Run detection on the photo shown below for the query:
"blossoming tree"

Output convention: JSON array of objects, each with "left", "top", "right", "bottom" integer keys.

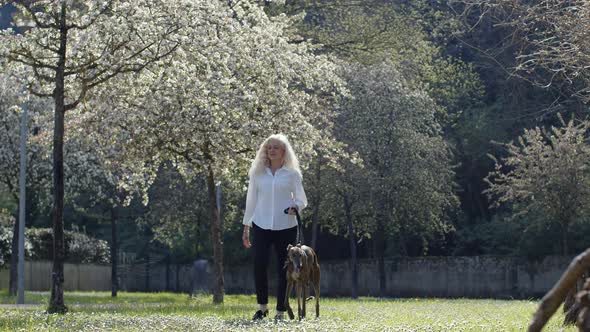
[
  {"left": 0, "top": 0, "right": 182, "bottom": 312},
  {"left": 84, "top": 0, "right": 344, "bottom": 304}
]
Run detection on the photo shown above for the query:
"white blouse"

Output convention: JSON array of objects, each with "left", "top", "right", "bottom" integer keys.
[{"left": 242, "top": 166, "right": 308, "bottom": 231}]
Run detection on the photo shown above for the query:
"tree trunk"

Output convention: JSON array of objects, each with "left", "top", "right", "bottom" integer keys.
[
  {"left": 562, "top": 221, "right": 578, "bottom": 324},
  {"left": 373, "top": 192, "right": 387, "bottom": 296},
  {"left": 562, "top": 222, "right": 569, "bottom": 256},
  {"left": 9, "top": 214, "right": 18, "bottom": 296},
  {"left": 376, "top": 219, "right": 386, "bottom": 296},
  {"left": 165, "top": 253, "right": 171, "bottom": 292},
  {"left": 311, "top": 155, "right": 321, "bottom": 249},
  {"left": 206, "top": 164, "right": 224, "bottom": 304},
  {"left": 563, "top": 286, "right": 580, "bottom": 325},
  {"left": 528, "top": 248, "right": 590, "bottom": 331},
  {"left": 145, "top": 248, "right": 150, "bottom": 291},
  {"left": 48, "top": 4, "right": 68, "bottom": 314},
  {"left": 176, "top": 264, "right": 181, "bottom": 293},
  {"left": 110, "top": 205, "right": 118, "bottom": 297},
  {"left": 343, "top": 193, "right": 358, "bottom": 299}
]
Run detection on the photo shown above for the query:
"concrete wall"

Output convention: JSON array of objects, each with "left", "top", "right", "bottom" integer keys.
[
  {"left": 117, "top": 263, "right": 194, "bottom": 292},
  {"left": 318, "top": 256, "right": 570, "bottom": 298},
  {"left": 0, "top": 256, "right": 572, "bottom": 298},
  {"left": 0, "top": 261, "right": 111, "bottom": 291},
  {"left": 222, "top": 255, "right": 572, "bottom": 298}
]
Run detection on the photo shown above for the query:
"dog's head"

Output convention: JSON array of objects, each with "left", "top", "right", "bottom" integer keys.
[{"left": 286, "top": 244, "right": 307, "bottom": 274}]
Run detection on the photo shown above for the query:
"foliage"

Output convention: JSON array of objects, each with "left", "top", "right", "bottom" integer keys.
[
  {"left": 85, "top": 0, "right": 344, "bottom": 191},
  {"left": 0, "top": 0, "right": 181, "bottom": 104},
  {"left": 271, "top": 0, "right": 483, "bottom": 125},
  {"left": 139, "top": 163, "right": 256, "bottom": 264},
  {"left": 264, "top": 0, "right": 478, "bottom": 258},
  {"left": 317, "top": 162, "right": 373, "bottom": 241},
  {"left": 0, "top": 226, "right": 109, "bottom": 267},
  {"left": 138, "top": 165, "right": 210, "bottom": 261},
  {"left": 0, "top": 61, "right": 121, "bottom": 219},
  {"left": 451, "top": 0, "right": 590, "bottom": 103},
  {"left": 0, "top": 63, "right": 53, "bottom": 205},
  {"left": 0, "top": 209, "right": 17, "bottom": 267},
  {"left": 445, "top": 0, "right": 578, "bottom": 230},
  {"left": 2, "top": 0, "right": 588, "bottom": 266},
  {"left": 0, "top": 0, "right": 185, "bottom": 310},
  {"left": 80, "top": 1, "right": 346, "bottom": 303},
  {"left": 28, "top": 227, "right": 110, "bottom": 264},
  {"left": 338, "top": 61, "right": 458, "bottom": 252},
  {"left": 485, "top": 115, "right": 590, "bottom": 254},
  {"left": 451, "top": 213, "right": 566, "bottom": 258}
]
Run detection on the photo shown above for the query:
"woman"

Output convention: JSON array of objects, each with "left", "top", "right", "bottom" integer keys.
[{"left": 242, "top": 133, "right": 308, "bottom": 320}]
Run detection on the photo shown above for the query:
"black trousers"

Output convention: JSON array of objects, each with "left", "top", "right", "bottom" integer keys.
[{"left": 252, "top": 222, "right": 297, "bottom": 311}]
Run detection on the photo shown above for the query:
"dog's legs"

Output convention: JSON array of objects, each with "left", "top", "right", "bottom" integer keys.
[
  {"left": 313, "top": 280, "right": 320, "bottom": 318},
  {"left": 285, "top": 280, "right": 294, "bottom": 320},
  {"left": 296, "top": 283, "right": 302, "bottom": 321},
  {"left": 302, "top": 283, "right": 308, "bottom": 319}
]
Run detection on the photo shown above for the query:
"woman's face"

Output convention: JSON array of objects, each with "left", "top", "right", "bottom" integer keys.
[{"left": 266, "top": 140, "right": 285, "bottom": 163}]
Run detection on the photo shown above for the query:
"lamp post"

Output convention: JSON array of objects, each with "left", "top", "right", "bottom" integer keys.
[{"left": 17, "top": 93, "right": 27, "bottom": 305}]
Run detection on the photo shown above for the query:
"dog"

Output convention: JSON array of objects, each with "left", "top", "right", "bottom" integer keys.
[{"left": 284, "top": 243, "right": 320, "bottom": 320}]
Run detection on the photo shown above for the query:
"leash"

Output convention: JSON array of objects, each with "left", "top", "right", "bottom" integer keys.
[{"left": 284, "top": 207, "right": 304, "bottom": 245}]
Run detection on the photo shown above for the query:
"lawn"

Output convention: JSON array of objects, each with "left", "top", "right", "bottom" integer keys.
[{"left": 0, "top": 290, "right": 577, "bottom": 331}]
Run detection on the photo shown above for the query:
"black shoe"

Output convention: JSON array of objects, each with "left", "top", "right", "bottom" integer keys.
[{"left": 252, "top": 309, "right": 268, "bottom": 320}]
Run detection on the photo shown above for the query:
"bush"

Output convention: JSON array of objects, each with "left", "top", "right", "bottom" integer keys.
[
  {"left": 0, "top": 225, "right": 110, "bottom": 267},
  {"left": 27, "top": 228, "right": 110, "bottom": 264}
]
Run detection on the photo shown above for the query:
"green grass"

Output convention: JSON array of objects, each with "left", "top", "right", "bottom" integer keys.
[{"left": 0, "top": 290, "right": 577, "bottom": 331}]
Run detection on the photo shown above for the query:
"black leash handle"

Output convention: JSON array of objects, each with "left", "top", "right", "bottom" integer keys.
[{"left": 284, "top": 207, "right": 304, "bottom": 245}]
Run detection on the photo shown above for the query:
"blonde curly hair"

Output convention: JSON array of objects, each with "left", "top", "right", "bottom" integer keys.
[{"left": 248, "top": 134, "right": 302, "bottom": 178}]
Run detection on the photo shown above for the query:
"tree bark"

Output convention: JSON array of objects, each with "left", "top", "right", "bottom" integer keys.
[
  {"left": 9, "top": 214, "right": 18, "bottom": 296},
  {"left": 110, "top": 205, "right": 118, "bottom": 297},
  {"left": 311, "top": 155, "right": 321, "bottom": 249},
  {"left": 562, "top": 220, "right": 579, "bottom": 324},
  {"left": 376, "top": 219, "right": 386, "bottom": 296},
  {"left": 145, "top": 247, "right": 150, "bottom": 291},
  {"left": 561, "top": 223, "right": 569, "bottom": 256},
  {"left": 563, "top": 286, "right": 580, "bottom": 325},
  {"left": 343, "top": 193, "right": 358, "bottom": 299},
  {"left": 48, "top": 3, "right": 68, "bottom": 314},
  {"left": 206, "top": 164, "right": 224, "bottom": 304},
  {"left": 165, "top": 253, "right": 171, "bottom": 292},
  {"left": 528, "top": 248, "right": 590, "bottom": 332},
  {"left": 176, "top": 264, "right": 181, "bottom": 293},
  {"left": 373, "top": 193, "right": 387, "bottom": 296}
]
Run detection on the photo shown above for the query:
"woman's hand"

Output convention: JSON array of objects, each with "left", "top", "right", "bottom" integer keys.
[
  {"left": 287, "top": 206, "right": 298, "bottom": 215},
  {"left": 242, "top": 225, "right": 251, "bottom": 249}
]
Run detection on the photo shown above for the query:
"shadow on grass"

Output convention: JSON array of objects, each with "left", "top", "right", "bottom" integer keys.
[{"left": 222, "top": 316, "right": 310, "bottom": 330}]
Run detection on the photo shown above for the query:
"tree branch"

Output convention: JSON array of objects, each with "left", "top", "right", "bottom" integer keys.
[
  {"left": 87, "top": 42, "right": 180, "bottom": 89},
  {"left": 14, "top": 0, "right": 58, "bottom": 29},
  {"left": 9, "top": 51, "right": 57, "bottom": 71},
  {"left": 33, "top": 38, "right": 60, "bottom": 54},
  {"left": 64, "top": 81, "right": 88, "bottom": 111},
  {"left": 32, "top": 65, "right": 54, "bottom": 82},
  {"left": 66, "top": 0, "right": 114, "bottom": 31},
  {"left": 64, "top": 38, "right": 129, "bottom": 77},
  {"left": 28, "top": 86, "right": 53, "bottom": 98},
  {"left": 528, "top": 248, "right": 590, "bottom": 331}
]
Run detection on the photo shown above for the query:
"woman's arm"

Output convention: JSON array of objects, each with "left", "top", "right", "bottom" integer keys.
[
  {"left": 242, "top": 176, "right": 257, "bottom": 249},
  {"left": 242, "top": 176, "right": 257, "bottom": 226},
  {"left": 292, "top": 172, "right": 308, "bottom": 212},
  {"left": 242, "top": 225, "right": 251, "bottom": 249}
]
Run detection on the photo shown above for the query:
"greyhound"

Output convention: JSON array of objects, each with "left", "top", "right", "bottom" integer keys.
[{"left": 284, "top": 243, "right": 320, "bottom": 320}]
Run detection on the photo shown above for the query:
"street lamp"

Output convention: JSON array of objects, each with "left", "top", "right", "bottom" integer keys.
[{"left": 17, "top": 92, "right": 27, "bottom": 305}]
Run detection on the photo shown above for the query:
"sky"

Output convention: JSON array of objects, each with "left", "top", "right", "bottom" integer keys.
[{"left": 0, "top": 5, "right": 15, "bottom": 30}]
